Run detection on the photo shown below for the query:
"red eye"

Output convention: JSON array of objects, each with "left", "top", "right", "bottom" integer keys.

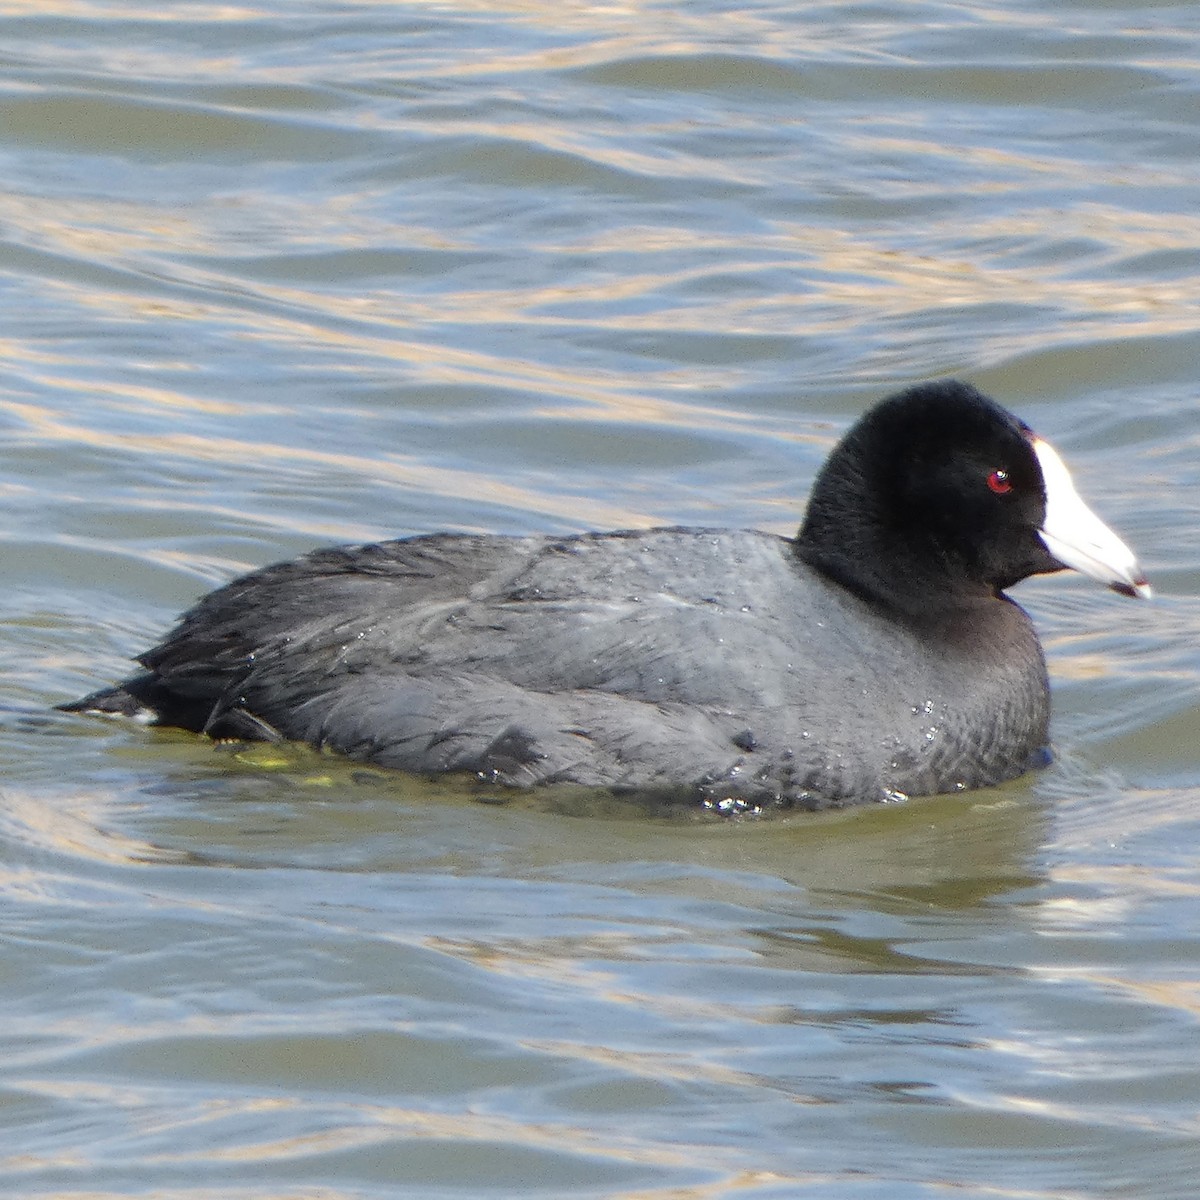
[{"left": 987, "top": 469, "right": 1013, "bottom": 495}]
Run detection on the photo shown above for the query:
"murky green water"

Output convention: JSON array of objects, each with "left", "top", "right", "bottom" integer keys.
[{"left": 2, "top": 2, "right": 1200, "bottom": 1197}]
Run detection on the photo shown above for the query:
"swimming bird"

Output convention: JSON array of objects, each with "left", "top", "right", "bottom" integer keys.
[{"left": 62, "top": 380, "right": 1149, "bottom": 811}]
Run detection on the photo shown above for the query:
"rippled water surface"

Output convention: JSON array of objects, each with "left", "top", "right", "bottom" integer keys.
[{"left": 4, "top": 2, "right": 1200, "bottom": 1197}]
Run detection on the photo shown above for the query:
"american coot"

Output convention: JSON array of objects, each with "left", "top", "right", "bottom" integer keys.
[{"left": 63, "top": 381, "right": 1149, "bottom": 811}]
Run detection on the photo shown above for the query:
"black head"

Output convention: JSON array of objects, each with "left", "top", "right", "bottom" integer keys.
[{"left": 796, "top": 380, "right": 1146, "bottom": 615}]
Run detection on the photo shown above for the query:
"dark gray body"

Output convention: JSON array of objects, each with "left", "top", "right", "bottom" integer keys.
[{"left": 77, "top": 527, "right": 1050, "bottom": 809}]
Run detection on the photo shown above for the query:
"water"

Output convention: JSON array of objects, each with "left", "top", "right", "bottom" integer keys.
[{"left": 3, "top": 2, "right": 1200, "bottom": 1197}]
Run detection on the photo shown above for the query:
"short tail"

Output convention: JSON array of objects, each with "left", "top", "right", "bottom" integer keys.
[
  {"left": 59, "top": 673, "right": 199, "bottom": 729},
  {"left": 59, "top": 674, "right": 282, "bottom": 742},
  {"left": 58, "top": 682, "right": 157, "bottom": 721}
]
